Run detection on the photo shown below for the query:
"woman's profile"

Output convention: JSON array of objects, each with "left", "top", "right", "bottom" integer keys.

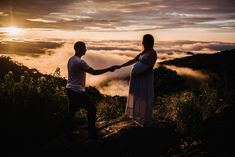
[{"left": 119, "top": 34, "right": 157, "bottom": 127}]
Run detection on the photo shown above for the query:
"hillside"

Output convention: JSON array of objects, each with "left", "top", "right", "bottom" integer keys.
[
  {"left": 0, "top": 56, "right": 67, "bottom": 85},
  {"left": 160, "top": 49, "right": 235, "bottom": 104},
  {"left": 160, "top": 49, "right": 235, "bottom": 79},
  {"left": 160, "top": 49, "right": 235, "bottom": 68},
  {"left": 1, "top": 52, "right": 235, "bottom": 156},
  {"left": 0, "top": 56, "right": 41, "bottom": 80}
]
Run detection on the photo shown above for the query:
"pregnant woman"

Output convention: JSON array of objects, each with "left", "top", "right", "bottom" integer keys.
[{"left": 119, "top": 34, "right": 157, "bottom": 127}]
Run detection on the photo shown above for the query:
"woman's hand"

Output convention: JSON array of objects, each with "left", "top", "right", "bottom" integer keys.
[{"left": 108, "top": 65, "right": 121, "bottom": 72}]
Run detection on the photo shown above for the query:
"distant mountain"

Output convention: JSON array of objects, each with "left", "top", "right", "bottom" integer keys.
[
  {"left": 160, "top": 49, "right": 235, "bottom": 75},
  {"left": 0, "top": 56, "right": 43, "bottom": 80},
  {"left": 0, "top": 55, "right": 67, "bottom": 85}
]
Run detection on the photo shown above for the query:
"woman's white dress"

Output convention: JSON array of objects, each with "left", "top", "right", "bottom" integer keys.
[{"left": 125, "top": 50, "right": 156, "bottom": 127}]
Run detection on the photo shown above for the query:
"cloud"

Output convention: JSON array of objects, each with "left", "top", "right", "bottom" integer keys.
[
  {"left": 87, "top": 46, "right": 139, "bottom": 52},
  {"left": 83, "top": 50, "right": 132, "bottom": 87},
  {"left": 165, "top": 65, "right": 209, "bottom": 80},
  {"left": 3, "top": 39, "right": 235, "bottom": 96},
  {"left": 0, "top": 0, "right": 234, "bottom": 31},
  {"left": 99, "top": 80, "right": 129, "bottom": 96},
  {"left": 180, "top": 42, "right": 235, "bottom": 52},
  {"left": 0, "top": 41, "right": 64, "bottom": 57},
  {"left": 156, "top": 40, "right": 235, "bottom": 62}
]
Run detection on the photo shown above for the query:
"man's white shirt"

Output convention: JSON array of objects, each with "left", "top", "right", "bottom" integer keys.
[{"left": 66, "top": 56, "right": 91, "bottom": 92}]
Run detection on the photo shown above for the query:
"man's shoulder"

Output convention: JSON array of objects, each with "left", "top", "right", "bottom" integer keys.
[
  {"left": 70, "top": 55, "right": 79, "bottom": 60},
  {"left": 68, "top": 56, "right": 90, "bottom": 70},
  {"left": 69, "top": 56, "right": 82, "bottom": 63}
]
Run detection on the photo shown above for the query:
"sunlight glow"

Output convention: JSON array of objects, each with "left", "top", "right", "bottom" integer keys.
[{"left": 2, "top": 26, "right": 24, "bottom": 35}]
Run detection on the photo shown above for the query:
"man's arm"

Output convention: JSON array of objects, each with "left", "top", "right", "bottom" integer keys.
[{"left": 86, "top": 65, "right": 119, "bottom": 75}]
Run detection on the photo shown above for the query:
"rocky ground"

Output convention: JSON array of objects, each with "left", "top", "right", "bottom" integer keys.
[
  {"left": 4, "top": 116, "right": 234, "bottom": 157},
  {"left": 3, "top": 119, "right": 205, "bottom": 157}
]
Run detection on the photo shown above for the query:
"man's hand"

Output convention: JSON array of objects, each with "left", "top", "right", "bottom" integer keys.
[
  {"left": 87, "top": 65, "right": 121, "bottom": 75},
  {"left": 108, "top": 65, "right": 121, "bottom": 72}
]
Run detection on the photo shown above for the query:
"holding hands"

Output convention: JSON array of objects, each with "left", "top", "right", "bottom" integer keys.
[{"left": 108, "top": 65, "right": 121, "bottom": 72}]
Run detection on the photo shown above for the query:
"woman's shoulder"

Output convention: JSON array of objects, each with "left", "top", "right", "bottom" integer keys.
[
  {"left": 146, "top": 49, "right": 157, "bottom": 56},
  {"left": 146, "top": 50, "right": 157, "bottom": 63},
  {"left": 150, "top": 49, "right": 157, "bottom": 53}
]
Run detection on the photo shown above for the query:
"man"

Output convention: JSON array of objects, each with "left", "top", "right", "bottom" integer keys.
[{"left": 66, "top": 41, "right": 118, "bottom": 139}]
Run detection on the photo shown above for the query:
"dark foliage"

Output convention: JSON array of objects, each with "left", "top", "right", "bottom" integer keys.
[
  {"left": 154, "top": 65, "right": 186, "bottom": 96},
  {"left": 161, "top": 49, "right": 235, "bottom": 104},
  {"left": 1, "top": 49, "right": 235, "bottom": 156}
]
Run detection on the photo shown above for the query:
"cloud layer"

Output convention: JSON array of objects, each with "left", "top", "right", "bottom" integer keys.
[
  {"left": 1, "top": 39, "right": 235, "bottom": 95},
  {"left": 0, "top": 41, "right": 63, "bottom": 57}
]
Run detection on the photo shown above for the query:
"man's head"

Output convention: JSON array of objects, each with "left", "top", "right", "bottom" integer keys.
[
  {"left": 74, "top": 41, "right": 87, "bottom": 56},
  {"left": 142, "top": 34, "right": 154, "bottom": 49}
]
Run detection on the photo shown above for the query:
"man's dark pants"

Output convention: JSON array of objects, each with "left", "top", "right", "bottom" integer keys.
[{"left": 66, "top": 88, "right": 96, "bottom": 138}]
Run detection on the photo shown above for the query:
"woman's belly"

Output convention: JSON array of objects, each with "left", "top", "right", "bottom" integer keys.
[{"left": 131, "top": 62, "right": 148, "bottom": 75}]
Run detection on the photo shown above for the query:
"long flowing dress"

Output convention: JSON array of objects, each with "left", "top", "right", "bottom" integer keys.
[{"left": 125, "top": 50, "right": 157, "bottom": 127}]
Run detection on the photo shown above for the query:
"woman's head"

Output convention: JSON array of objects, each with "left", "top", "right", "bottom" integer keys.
[{"left": 142, "top": 34, "right": 154, "bottom": 49}]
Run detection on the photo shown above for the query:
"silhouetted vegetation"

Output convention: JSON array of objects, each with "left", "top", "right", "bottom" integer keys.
[
  {"left": 156, "top": 50, "right": 235, "bottom": 155},
  {"left": 0, "top": 56, "right": 126, "bottom": 152},
  {"left": 1, "top": 50, "right": 235, "bottom": 156},
  {"left": 154, "top": 65, "right": 186, "bottom": 96},
  {"left": 161, "top": 49, "right": 235, "bottom": 105}
]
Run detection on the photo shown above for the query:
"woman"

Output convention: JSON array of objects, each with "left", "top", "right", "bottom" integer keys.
[{"left": 120, "top": 34, "right": 157, "bottom": 127}]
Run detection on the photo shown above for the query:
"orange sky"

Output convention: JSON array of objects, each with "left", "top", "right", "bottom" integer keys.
[{"left": 0, "top": 0, "right": 235, "bottom": 42}]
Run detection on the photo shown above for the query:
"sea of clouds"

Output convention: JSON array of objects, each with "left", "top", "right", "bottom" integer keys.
[{"left": 1, "top": 39, "right": 235, "bottom": 96}]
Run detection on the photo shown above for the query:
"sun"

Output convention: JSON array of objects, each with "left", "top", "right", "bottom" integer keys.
[{"left": 3, "top": 26, "right": 24, "bottom": 35}]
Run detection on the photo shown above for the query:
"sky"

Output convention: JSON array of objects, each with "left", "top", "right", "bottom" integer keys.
[
  {"left": 0, "top": 0, "right": 235, "bottom": 96},
  {"left": 0, "top": 0, "right": 235, "bottom": 41}
]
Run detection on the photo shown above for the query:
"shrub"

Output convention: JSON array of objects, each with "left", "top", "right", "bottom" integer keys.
[
  {"left": 97, "top": 95, "right": 126, "bottom": 121},
  {"left": 0, "top": 71, "right": 68, "bottom": 146}
]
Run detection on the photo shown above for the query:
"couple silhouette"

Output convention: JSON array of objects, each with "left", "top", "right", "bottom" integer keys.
[{"left": 66, "top": 34, "right": 157, "bottom": 139}]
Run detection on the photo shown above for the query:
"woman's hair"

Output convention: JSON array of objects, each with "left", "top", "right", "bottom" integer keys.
[{"left": 142, "top": 34, "right": 154, "bottom": 48}]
